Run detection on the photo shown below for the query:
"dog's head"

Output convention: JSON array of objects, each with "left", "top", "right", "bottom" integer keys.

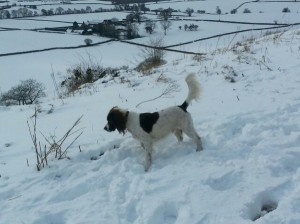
[{"left": 104, "top": 107, "right": 128, "bottom": 135}]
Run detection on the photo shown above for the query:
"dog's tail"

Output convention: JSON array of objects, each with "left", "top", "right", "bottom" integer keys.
[{"left": 180, "top": 73, "right": 200, "bottom": 111}]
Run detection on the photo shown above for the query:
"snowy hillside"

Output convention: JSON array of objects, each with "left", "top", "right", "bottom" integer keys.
[{"left": 1, "top": 0, "right": 300, "bottom": 223}]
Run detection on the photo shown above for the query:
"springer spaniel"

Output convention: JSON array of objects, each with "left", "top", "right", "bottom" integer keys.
[{"left": 104, "top": 73, "right": 203, "bottom": 171}]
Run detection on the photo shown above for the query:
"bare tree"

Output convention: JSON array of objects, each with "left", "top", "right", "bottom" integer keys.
[
  {"left": 127, "top": 23, "right": 139, "bottom": 39},
  {"left": 159, "top": 8, "right": 172, "bottom": 20},
  {"left": 145, "top": 20, "right": 156, "bottom": 34},
  {"left": 0, "top": 79, "right": 46, "bottom": 106},
  {"left": 160, "top": 20, "right": 172, "bottom": 35},
  {"left": 55, "top": 7, "right": 64, "bottom": 15},
  {"left": 186, "top": 8, "right": 194, "bottom": 16},
  {"left": 216, "top": 6, "right": 222, "bottom": 15},
  {"left": 86, "top": 6, "right": 92, "bottom": 13},
  {"left": 21, "top": 79, "right": 46, "bottom": 104}
]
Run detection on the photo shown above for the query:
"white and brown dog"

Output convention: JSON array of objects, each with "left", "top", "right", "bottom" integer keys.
[{"left": 104, "top": 73, "right": 203, "bottom": 171}]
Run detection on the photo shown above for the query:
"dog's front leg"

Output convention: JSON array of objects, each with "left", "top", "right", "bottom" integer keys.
[{"left": 143, "top": 142, "right": 153, "bottom": 172}]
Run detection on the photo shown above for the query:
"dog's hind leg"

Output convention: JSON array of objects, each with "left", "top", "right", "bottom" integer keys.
[
  {"left": 174, "top": 129, "right": 183, "bottom": 142},
  {"left": 142, "top": 142, "right": 153, "bottom": 172},
  {"left": 184, "top": 127, "right": 203, "bottom": 151},
  {"left": 183, "top": 116, "right": 203, "bottom": 151}
]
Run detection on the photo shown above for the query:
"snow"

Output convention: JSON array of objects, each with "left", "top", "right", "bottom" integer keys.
[
  {"left": 1, "top": 0, "right": 300, "bottom": 224},
  {"left": 0, "top": 19, "right": 71, "bottom": 29},
  {"left": 0, "top": 30, "right": 108, "bottom": 54}
]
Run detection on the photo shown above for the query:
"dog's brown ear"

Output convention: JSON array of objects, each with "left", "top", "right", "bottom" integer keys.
[{"left": 110, "top": 108, "right": 128, "bottom": 135}]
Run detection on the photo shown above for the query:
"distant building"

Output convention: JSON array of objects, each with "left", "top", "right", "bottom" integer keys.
[{"left": 71, "top": 20, "right": 134, "bottom": 40}]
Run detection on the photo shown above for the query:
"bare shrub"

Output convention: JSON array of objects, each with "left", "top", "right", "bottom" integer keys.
[
  {"left": 243, "top": 8, "right": 251, "bottom": 13},
  {"left": 282, "top": 7, "right": 290, "bottom": 13},
  {"left": 192, "top": 54, "right": 208, "bottom": 62},
  {"left": 27, "top": 108, "right": 83, "bottom": 171},
  {"left": 222, "top": 65, "right": 238, "bottom": 83},
  {"left": 230, "top": 9, "right": 237, "bottom": 14},
  {"left": 136, "top": 37, "right": 166, "bottom": 73},
  {"left": 61, "top": 53, "right": 119, "bottom": 94},
  {"left": 84, "top": 38, "right": 93, "bottom": 45}
]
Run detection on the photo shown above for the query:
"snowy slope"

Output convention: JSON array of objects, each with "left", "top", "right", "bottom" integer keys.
[
  {"left": 1, "top": 27, "right": 300, "bottom": 224},
  {"left": 1, "top": 0, "right": 300, "bottom": 223}
]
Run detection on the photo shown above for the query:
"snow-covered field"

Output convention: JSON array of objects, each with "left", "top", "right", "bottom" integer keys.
[
  {"left": 1, "top": 0, "right": 300, "bottom": 223},
  {"left": 0, "top": 30, "right": 109, "bottom": 54},
  {"left": 0, "top": 19, "right": 72, "bottom": 29}
]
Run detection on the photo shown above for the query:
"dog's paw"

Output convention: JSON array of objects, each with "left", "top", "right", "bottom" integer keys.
[
  {"left": 144, "top": 163, "right": 151, "bottom": 172},
  {"left": 144, "top": 160, "right": 151, "bottom": 172},
  {"left": 196, "top": 145, "right": 203, "bottom": 152},
  {"left": 144, "top": 166, "right": 150, "bottom": 172},
  {"left": 144, "top": 155, "right": 152, "bottom": 172}
]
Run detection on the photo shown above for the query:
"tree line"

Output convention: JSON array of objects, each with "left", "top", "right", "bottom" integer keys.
[{"left": 0, "top": 6, "right": 113, "bottom": 19}]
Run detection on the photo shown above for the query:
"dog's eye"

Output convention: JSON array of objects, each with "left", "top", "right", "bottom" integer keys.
[
  {"left": 107, "top": 116, "right": 115, "bottom": 126},
  {"left": 107, "top": 113, "right": 114, "bottom": 122},
  {"left": 107, "top": 116, "right": 113, "bottom": 123}
]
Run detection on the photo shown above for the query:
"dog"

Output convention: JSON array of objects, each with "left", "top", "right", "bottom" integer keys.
[{"left": 104, "top": 73, "right": 203, "bottom": 171}]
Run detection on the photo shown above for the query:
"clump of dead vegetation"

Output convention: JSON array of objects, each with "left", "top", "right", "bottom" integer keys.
[
  {"left": 27, "top": 107, "right": 83, "bottom": 171},
  {"left": 136, "top": 37, "right": 166, "bottom": 74},
  {"left": 60, "top": 53, "right": 122, "bottom": 94}
]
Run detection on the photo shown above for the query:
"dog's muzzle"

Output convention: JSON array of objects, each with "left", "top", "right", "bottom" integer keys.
[
  {"left": 104, "top": 123, "right": 115, "bottom": 132},
  {"left": 104, "top": 124, "right": 109, "bottom": 131}
]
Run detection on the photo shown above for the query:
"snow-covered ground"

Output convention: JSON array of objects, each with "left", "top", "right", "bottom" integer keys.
[
  {"left": 0, "top": 30, "right": 109, "bottom": 54},
  {"left": 0, "top": 19, "right": 72, "bottom": 29},
  {"left": 1, "top": 0, "right": 300, "bottom": 224}
]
